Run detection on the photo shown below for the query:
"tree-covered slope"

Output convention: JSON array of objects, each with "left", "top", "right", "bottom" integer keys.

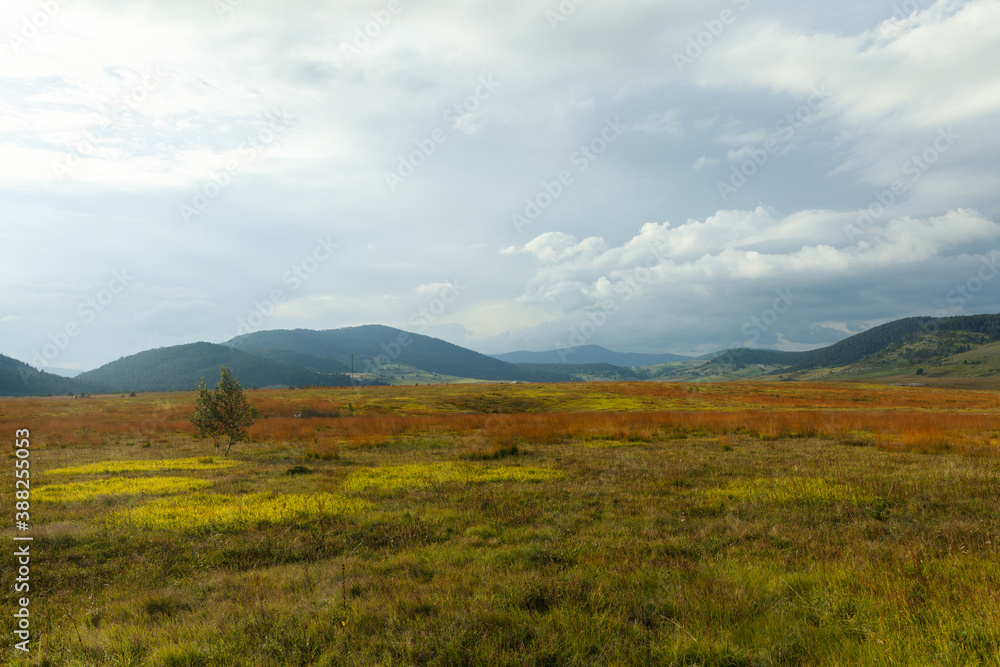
[
  {"left": 934, "top": 313, "right": 1000, "bottom": 339},
  {"left": 0, "top": 354, "right": 106, "bottom": 396},
  {"left": 76, "top": 343, "right": 349, "bottom": 392},
  {"left": 792, "top": 317, "right": 936, "bottom": 370},
  {"left": 791, "top": 314, "right": 1000, "bottom": 372},
  {"left": 238, "top": 347, "right": 351, "bottom": 374},
  {"left": 708, "top": 349, "right": 813, "bottom": 368},
  {"left": 228, "top": 325, "right": 540, "bottom": 382}
]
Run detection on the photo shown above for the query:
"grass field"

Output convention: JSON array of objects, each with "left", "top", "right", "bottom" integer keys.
[{"left": 3, "top": 381, "right": 1000, "bottom": 665}]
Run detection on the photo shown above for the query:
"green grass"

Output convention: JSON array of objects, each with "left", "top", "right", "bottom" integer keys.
[
  {"left": 342, "top": 462, "right": 562, "bottom": 493},
  {"left": 702, "top": 476, "right": 873, "bottom": 506}
]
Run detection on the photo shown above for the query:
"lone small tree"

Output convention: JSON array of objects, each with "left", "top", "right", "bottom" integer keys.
[{"left": 190, "top": 366, "right": 256, "bottom": 455}]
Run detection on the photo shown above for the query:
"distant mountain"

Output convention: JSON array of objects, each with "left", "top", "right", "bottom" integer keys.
[
  {"left": 494, "top": 345, "right": 691, "bottom": 366},
  {"left": 0, "top": 354, "right": 106, "bottom": 396},
  {"left": 227, "top": 325, "right": 549, "bottom": 382},
  {"left": 76, "top": 342, "right": 350, "bottom": 392},
  {"left": 514, "top": 362, "right": 641, "bottom": 381},
  {"left": 6, "top": 313, "right": 1000, "bottom": 397}
]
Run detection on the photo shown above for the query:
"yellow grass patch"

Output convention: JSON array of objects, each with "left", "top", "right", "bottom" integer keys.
[
  {"left": 343, "top": 462, "right": 562, "bottom": 492},
  {"left": 36, "top": 476, "right": 213, "bottom": 502},
  {"left": 48, "top": 457, "right": 241, "bottom": 476},
  {"left": 111, "top": 492, "right": 371, "bottom": 532},
  {"left": 704, "top": 477, "right": 872, "bottom": 506}
]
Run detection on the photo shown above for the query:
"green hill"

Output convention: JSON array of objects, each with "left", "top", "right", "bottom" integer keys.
[
  {"left": 227, "top": 326, "right": 546, "bottom": 382},
  {"left": 0, "top": 354, "right": 106, "bottom": 396},
  {"left": 790, "top": 314, "right": 1000, "bottom": 373},
  {"left": 237, "top": 347, "right": 351, "bottom": 375},
  {"left": 76, "top": 343, "right": 350, "bottom": 392},
  {"left": 708, "top": 349, "right": 813, "bottom": 368},
  {"left": 933, "top": 313, "right": 1000, "bottom": 339},
  {"left": 651, "top": 314, "right": 1000, "bottom": 384},
  {"left": 844, "top": 330, "right": 988, "bottom": 374},
  {"left": 791, "top": 317, "right": 936, "bottom": 370},
  {"left": 7, "top": 313, "right": 1000, "bottom": 396}
]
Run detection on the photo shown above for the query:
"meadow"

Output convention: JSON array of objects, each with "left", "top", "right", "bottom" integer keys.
[{"left": 2, "top": 381, "right": 1000, "bottom": 665}]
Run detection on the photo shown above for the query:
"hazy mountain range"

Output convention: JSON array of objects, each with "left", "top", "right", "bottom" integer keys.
[
  {"left": 491, "top": 346, "right": 691, "bottom": 366},
  {"left": 3, "top": 315, "right": 1000, "bottom": 396}
]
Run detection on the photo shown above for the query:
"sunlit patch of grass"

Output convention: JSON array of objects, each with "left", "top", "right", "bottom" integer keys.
[
  {"left": 343, "top": 462, "right": 562, "bottom": 492},
  {"left": 36, "top": 476, "right": 213, "bottom": 502},
  {"left": 111, "top": 492, "right": 371, "bottom": 533},
  {"left": 704, "top": 477, "right": 872, "bottom": 506},
  {"left": 48, "top": 456, "right": 241, "bottom": 476}
]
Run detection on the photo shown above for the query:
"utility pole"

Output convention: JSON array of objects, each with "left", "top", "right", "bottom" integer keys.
[{"left": 350, "top": 353, "right": 354, "bottom": 386}]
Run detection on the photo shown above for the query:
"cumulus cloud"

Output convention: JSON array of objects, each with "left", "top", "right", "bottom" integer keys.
[{"left": 496, "top": 207, "right": 1000, "bottom": 351}]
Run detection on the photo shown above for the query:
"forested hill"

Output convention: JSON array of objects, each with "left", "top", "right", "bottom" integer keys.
[
  {"left": 791, "top": 317, "right": 936, "bottom": 370},
  {"left": 227, "top": 325, "right": 545, "bottom": 382},
  {"left": 0, "top": 354, "right": 106, "bottom": 396},
  {"left": 708, "top": 349, "right": 813, "bottom": 367},
  {"left": 791, "top": 314, "right": 1000, "bottom": 371},
  {"left": 935, "top": 313, "right": 1000, "bottom": 338},
  {"left": 75, "top": 342, "right": 350, "bottom": 392},
  {"left": 6, "top": 314, "right": 1000, "bottom": 396},
  {"left": 237, "top": 347, "right": 351, "bottom": 374}
]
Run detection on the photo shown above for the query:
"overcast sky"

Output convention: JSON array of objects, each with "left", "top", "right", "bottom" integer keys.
[{"left": 2, "top": 0, "right": 999, "bottom": 371}]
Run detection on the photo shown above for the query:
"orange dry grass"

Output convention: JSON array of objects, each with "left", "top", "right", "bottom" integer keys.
[
  {"left": 244, "top": 381, "right": 1000, "bottom": 414},
  {"left": 0, "top": 394, "right": 191, "bottom": 447},
  {"left": 277, "top": 409, "right": 999, "bottom": 457},
  {"left": 1, "top": 383, "right": 998, "bottom": 457}
]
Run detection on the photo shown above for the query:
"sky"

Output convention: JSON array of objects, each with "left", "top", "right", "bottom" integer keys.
[{"left": 2, "top": 0, "right": 999, "bottom": 372}]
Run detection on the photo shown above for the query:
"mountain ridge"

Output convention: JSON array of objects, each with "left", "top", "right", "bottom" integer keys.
[
  {"left": 5, "top": 314, "right": 1000, "bottom": 396},
  {"left": 0, "top": 354, "right": 109, "bottom": 397},
  {"left": 75, "top": 342, "right": 350, "bottom": 393},
  {"left": 227, "top": 325, "right": 545, "bottom": 382}
]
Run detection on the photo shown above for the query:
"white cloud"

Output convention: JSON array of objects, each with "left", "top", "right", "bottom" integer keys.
[
  {"left": 414, "top": 282, "right": 455, "bottom": 295},
  {"left": 517, "top": 232, "right": 610, "bottom": 264},
  {"left": 632, "top": 110, "right": 684, "bottom": 137},
  {"left": 815, "top": 321, "right": 855, "bottom": 335},
  {"left": 503, "top": 207, "right": 1000, "bottom": 322},
  {"left": 693, "top": 156, "right": 718, "bottom": 170}
]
